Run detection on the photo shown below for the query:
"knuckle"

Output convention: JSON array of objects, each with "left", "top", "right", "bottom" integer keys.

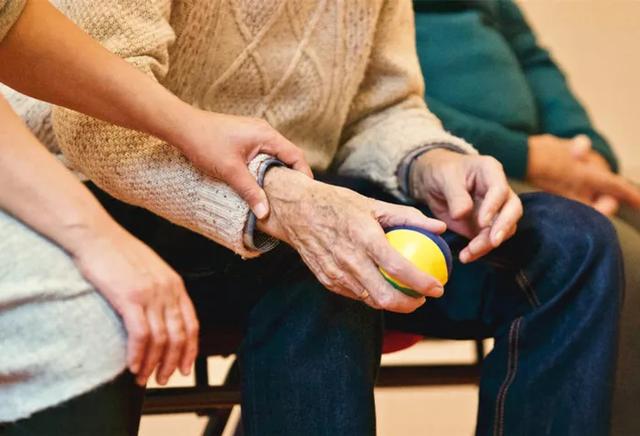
[
  {"left": 338, "top": 252, "right": 361, "bottom": 270},
  {"left": 128, "top": 286, "right": 149, "bottom": 302},
  {"left": 187, "top": 321, "right": 200, "bottom": 338},
  {"left": 376, "top": 292, "right": 394, "bottom": 309},
  {"left": 325, "top": 267, "right": 345, "bottom": 283},
  {"left": 172, "top": 331, "right": 187, "bottom": 345},
  {"left": 291, "top": 147, "right": 305, "bottom": 161},
  {"left": 381, "top": 261, "right": 401, "bottom": 279},
  {"left": 171, "top": 273, "right": 185, "bottom": 289},
  {"left": 482, "top": 155, "right": 502, "bottom": 169},
  {"left": 154, "top": 331, "right": 168, "bottom": 346},
  {"left": 133, "top": 326, "right": 150, "bottom": 342},
  {"left": 156, "top": 276, "right": 172, "bottom": 291}
]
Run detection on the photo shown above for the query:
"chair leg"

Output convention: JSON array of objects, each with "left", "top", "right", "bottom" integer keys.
[
  {"left": 474, "top": 339, "right": 486, "bottom": 365},
  {"left": 202, "top": 409, "right": 234, "bottom": 436},
  {"left": 200, "top": 359, "right": 241, "bottom": 436},
  {"left": 234, "top": 413, "right": 244, "bottom": 436}
]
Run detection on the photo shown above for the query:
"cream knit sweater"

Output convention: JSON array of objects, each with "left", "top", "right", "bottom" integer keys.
[{"left": 7, "top": 0, "right": 475, "bottom": 258}]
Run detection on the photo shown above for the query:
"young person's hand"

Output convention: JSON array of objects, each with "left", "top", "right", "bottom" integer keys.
[
  {"left": 527, "top": 134, "right": 640, "bottom": 215},
  {"left": 70, "top": 223, "right": 199, "bottom": 387},
  {"left": 171, "top": 111, "right": 313, "bottom": 219},
  {"left": 257, "top": 167, "right": 446, "bottom": 313},
  {"left": 410, "top": 149, "right": 523, "bottom": 263}
]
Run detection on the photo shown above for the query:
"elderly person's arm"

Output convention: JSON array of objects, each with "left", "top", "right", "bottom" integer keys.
[
  {"left": 22, "top": 0, "right": 436, "bottom": 313},
  {"left": 334, "top": 0, "right": 522, "bottom": 263},
  {"left": 258, "top": 0, "right": 522, "bottom": 312}
]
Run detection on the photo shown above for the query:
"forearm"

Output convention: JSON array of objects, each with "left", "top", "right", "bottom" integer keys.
[
  {"left": 0, "top": 0, "right": 192, "bottom": 151},
  {"left": 0, "top": 97, "right": 121, "bottom": 256}
]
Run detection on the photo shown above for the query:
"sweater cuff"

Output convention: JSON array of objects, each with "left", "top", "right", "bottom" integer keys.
[
  {"left": 194, "top": 153, "right": 280, "bottom": 259},
  {"left": 243, "top": 157, "right": 284, "bottom": 253},
  {"left": 0, "top": 0, "right": 26, "bottom": 42}
]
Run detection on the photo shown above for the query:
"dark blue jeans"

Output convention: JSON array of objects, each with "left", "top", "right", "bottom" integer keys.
[{"left": 90, "top": 176, "right": 623, "bottom": 436}]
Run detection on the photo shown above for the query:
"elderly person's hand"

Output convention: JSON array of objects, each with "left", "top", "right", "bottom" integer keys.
[
  {"left": 70, "top": 224, "right": 199, "bottom": 387},
  {"left": 527, "top": 134, "right": 640, "bottom": 216},
  {"left": 257, "top": 167, "right": 446, "bottom": 313},
  {"left": 410, "top": 149, "right": 523, "bottom": 264}
]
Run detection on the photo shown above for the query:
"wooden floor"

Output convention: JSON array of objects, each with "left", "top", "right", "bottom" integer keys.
[{"left": 139, "top": 340, "right": 485, "bottom": 436}]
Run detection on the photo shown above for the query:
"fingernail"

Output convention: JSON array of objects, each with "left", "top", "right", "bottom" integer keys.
[
  {"left": 430, "top": 286, "right": 444, "bottom": 298},
  {"left": 254, "top": 201, "right": 268, "bottom": 219},
  {"left": 459, "top": 251, "right": 469, "bottom": 264},
  {"left": 493, "top": 230, "right": 505, "bottom": 246}
]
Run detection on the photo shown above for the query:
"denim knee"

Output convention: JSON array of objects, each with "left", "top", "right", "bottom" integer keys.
[
  {"left": 519, "top": 192, "right": 620, "bottom": 260},
  {"left": 515, "top": 193, "right": 623, "bottom": 306}
]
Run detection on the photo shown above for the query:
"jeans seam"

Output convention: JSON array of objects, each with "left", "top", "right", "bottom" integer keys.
[
  {"left": 493, "top": 316, "right": 523, "bottom": 436},
  {"left": 515, "top": 270, "right": 541, "bottom": 308}
]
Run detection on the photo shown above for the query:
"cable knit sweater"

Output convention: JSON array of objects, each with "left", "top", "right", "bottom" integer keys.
[
  {"left": 6, "top": 0, "right": 475, "bottom": 258},
  {"left": 0, "top": 0, "right": 476, "bottom": 423}
]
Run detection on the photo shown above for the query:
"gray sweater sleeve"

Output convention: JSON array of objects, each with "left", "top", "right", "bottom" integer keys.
[{"left": 0, "top": 0, "right": 26, "bottom": 42}]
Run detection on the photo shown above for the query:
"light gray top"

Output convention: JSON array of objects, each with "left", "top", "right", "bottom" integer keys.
[{"left": 0, "top": 211, "right": 126, "bottom": 422}]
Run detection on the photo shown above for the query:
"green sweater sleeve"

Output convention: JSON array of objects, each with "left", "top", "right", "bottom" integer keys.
[
  {"left": 426, "top": 96, "right": 530, "bottom": 179},
  {"left": 496, "top": 0, "right": 619, "bottom": 172}
]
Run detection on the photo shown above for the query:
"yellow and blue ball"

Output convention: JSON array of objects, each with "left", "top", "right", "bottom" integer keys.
[{"left": 380, "top": 226, "right": 453, "bottom": 298}]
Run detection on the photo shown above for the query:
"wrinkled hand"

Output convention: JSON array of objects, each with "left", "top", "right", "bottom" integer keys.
[
  {"left": 528, "top": 134, "right": 640, "bottom": 215},
  {"left": 71, "top": 225, "right": 199, "bottom": 386},
  {"left": 410, "top": 149, "right": 523, "bottom": 264},
  {"left": 176, "top": 111, "right": 313, "bottom": 219},
  {"left": 257, "top": 167, "right": 447, "bottom": 313}
]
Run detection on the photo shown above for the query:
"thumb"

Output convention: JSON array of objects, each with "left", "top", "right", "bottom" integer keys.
[
  {"left": 592, "top": 194, "right": 620, "bottom": 217},
  {"left": 571, "top": 134, "right": 592, "bottom": 160},
  {"left": 227, "top": 166, "right": 270, "bottom": 219}
]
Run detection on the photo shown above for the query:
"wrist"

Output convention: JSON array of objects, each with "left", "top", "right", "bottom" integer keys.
[
  {"left": 60, "top": 212, "right": 125, "bottom": 260},
  {"left": 409, "top": 148, "right": 456, "bottom": 199},
  {"left": 526, "top": 136, "right": 548, "bottom": 180},
  {"left": 257, "top": 166, "right": 314, "bottom": 242},
  {"left": 150, "top": 99, "right": 201, "bottom": 152}
]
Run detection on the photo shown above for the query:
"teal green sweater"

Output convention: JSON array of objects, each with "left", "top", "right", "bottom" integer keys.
[{"left": 413, "top": 0, "right": 618, "bottom": 178}]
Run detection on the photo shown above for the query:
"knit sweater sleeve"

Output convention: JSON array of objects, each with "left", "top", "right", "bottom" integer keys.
[
  {"left": 0, "top": 0, "right": 25, "bottom": 42},
  {"left": 51, "top": 0, "right": 274, "bottom": 258},
  {"left": 496, "top": 0, "right": 618, "bottom": 172},
  {"left": 334, "top": 0, "right": 476, "bottom": 198}
]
